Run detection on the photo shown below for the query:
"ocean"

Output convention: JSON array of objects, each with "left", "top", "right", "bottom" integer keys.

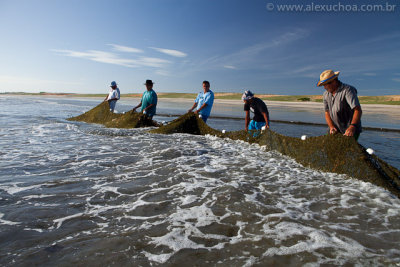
[{"left": 0, "top": 96, "right": 399, "bottom": 266}]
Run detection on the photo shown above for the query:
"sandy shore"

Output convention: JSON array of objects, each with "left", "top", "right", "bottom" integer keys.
[{"left": 139, "top": 97, "right": 400, "bottom": 117}]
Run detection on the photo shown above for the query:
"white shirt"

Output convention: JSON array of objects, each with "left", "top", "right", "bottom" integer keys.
[{"left": 107, "top": 89, "right": 118, "bottom": 101}]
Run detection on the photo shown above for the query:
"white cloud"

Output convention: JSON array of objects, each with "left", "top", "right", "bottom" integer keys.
[
  {"left": 52, "top": 49, "right": 136, "bottom": 67},
  {"left": 224, "top": 65, "right": 236, "bottom": 69},
  {"left": 290, "top": 65, "right": 321, "bottom": 78},
  {"left": 227, "top": 29, "right": 308, "bottom": 60},
  {"left": 363, "top": 73, "right": 377, "bottom": 76},
  {"left": 155, "top": 70, "right": 170, "bottom": 76},
  {"left": 392, "top": 78, "right": 400, "bottom": 82},
  {"left": 52, "top": 49, "right": 170, "bottom": 68},
  {"left": 191, "top": 28, "right": 309, "bottom": 72},
  {"left": 137, "top": 57, "right": 171, "bottom": 68},
  {"left": 107, "top": 44, "right": 143, "bottom": 53},
  {"left": 150, "top": 47, "right": 187, "bottom": 58}
]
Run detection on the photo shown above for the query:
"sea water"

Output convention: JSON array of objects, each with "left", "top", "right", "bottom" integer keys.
[{"left": 0, "top": 96, "right": 399, "bottom": 266}]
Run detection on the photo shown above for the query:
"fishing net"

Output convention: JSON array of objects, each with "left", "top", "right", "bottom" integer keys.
[
  {"left": 68, "top": 105, "right": 400, "bottom": 197},
  {"left": 67, "top": 101, "right": 159, "bottom": 128},
  {"left": 150, "top": 112, "right": 221, "bottom": 135},
  {"left": 152, "top": 113, "right": 400, "bottom": 198}
]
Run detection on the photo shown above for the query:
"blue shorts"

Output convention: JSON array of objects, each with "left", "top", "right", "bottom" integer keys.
[
  {"left": 248, "top": 120, "right": 266, "bottom": 130},
  {"left": 108, "top": 100, "right": 117, "bottom": 112},
  {"left": 200, "top": 114, "right": 209, "bottom": 123}
]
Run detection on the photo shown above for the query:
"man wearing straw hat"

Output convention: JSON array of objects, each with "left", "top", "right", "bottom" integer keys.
[
  {"left": 317, "top": 70, "right": 362, "bottom": 140},
  {"left": 132, "top": 80, "right": 158, "bottom": 118}
]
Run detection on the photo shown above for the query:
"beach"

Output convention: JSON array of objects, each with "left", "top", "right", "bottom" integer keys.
[
  {"left": 2, "top": 0, "right": 399, "bottom": 264},
  {"left": 6, "top": 93, "right": 399, "bottom": 121}
]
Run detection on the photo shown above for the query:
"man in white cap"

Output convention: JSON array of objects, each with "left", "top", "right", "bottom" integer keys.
[
  {"left": 242, "top": 90, "right": 270, "bottom": 132},
  {"left": 317, "top": 70, "right": 362, "bottom": 140},
  {"left": 104, "top": 81, "right": 121, "bottom": 113}
]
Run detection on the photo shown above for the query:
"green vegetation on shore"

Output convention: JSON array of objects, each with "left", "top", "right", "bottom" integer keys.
[{"left": 2, "top": 92, "right": 399, "bottom": 105}]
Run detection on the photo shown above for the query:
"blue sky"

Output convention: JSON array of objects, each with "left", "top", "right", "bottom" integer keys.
[{"left": 0, "top": 0, "right": 399, "bottom": 95}]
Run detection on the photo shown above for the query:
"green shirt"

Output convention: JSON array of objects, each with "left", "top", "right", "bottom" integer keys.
[{"left": 141, "top": 89, "right": 157, "bottom": 117}]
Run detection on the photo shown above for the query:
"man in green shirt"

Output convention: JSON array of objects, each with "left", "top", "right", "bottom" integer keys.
[{"left": 132, "top": 80, "right": 158, "bottom": 118}]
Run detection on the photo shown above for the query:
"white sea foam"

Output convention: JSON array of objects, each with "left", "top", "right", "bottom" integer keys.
[
  {"left": 0, "top": 183, "right": 43, "bottom": 195},
  {"left": 0, "top": 213, "right": 21, "bottom": 226},
  {"left": 2, "top": 98, "right": 400, "bottom": 265},
  {"left": 52, "top": 212, "right": 85, "bottom": 229},
  {"left": 23, "top": 228, "right": 44, "bottom": 233}
]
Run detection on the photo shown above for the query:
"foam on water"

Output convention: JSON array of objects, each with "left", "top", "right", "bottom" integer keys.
[
  {"left": 0, "top": 183, "right": 44, "bottom": 195},
  {"left": 0, "top": 213, "right": 21, "bottom": 226}
]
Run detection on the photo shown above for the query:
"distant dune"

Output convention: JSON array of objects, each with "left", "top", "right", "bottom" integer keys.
[{"left": 1, "top": 92, "right": 399, "bottom": 105}]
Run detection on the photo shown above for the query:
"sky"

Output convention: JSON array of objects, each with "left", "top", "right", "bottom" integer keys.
[{"left": 0, "top": 0, "right": 399, "bottom": 95}]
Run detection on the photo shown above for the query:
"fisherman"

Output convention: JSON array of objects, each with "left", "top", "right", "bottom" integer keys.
[
  {"left": 188, "top": 80, "right": 214, "bottom": 123},
  {"left": 132, "top": 80, "right": 158, "bottom": 118},
  {"left": 242, "top": 90, "right": 270, "bottom": 132},
  {"left": 104, "top": 81, "right": 120, "bottom": 113},
  {"left": 317, "top": 70, "right": 362, "bottom": 140}
]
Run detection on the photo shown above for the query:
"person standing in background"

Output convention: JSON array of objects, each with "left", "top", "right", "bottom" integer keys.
[{"left": 104, "top": 81, "right": 120, "bottom": 113}]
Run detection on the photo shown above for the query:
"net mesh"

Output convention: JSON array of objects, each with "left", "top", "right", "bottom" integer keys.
[{"left": 67, "top": 101, "right": 159, "bottom": 128}]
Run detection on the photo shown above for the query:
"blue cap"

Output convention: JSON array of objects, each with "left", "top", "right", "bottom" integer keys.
[{"left": 110, "top": 81, "right": 117, "bottom": 87}]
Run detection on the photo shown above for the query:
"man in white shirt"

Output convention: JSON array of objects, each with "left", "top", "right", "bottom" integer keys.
[{"left": 104, "top": 81, "right": 120, "bottom": 113}]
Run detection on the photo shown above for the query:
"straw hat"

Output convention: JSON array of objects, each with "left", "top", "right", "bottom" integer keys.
[{"left": 317, "top": 70, "right": 340, "bottom": 86}]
